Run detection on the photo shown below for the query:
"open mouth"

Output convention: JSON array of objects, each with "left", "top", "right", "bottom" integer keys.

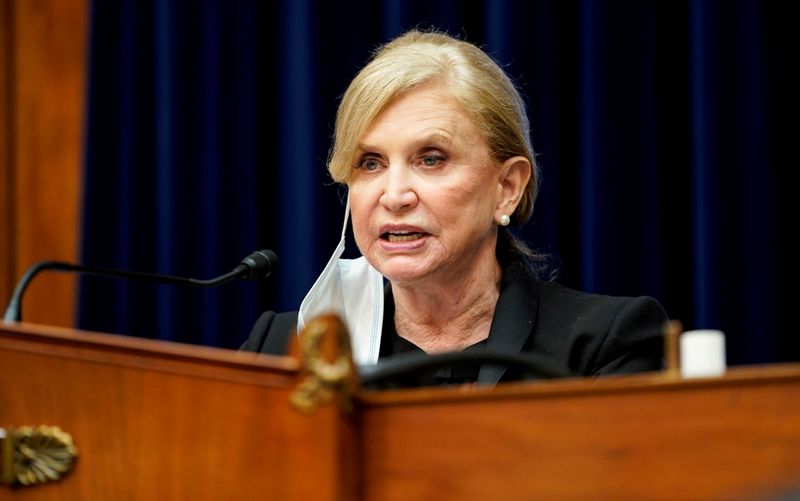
[{"left": 382, "top": 231, "right": 426, "bottom": 242}]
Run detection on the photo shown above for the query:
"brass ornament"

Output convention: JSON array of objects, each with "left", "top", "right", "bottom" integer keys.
[
  {"left": 0, "top": 425, "right": 78, "bottom": 486},
  {"left": 290, "top": 314, "right": 356, "bottom": 414}
]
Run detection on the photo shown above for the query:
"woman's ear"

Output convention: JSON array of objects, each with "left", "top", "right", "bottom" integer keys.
[{"left": 496, "top": 156, "right": 532, "bottom": 217}]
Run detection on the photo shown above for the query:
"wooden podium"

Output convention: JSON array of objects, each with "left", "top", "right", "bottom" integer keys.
[{"left": 2, "top": 321, "right": 800, "bottom": 500}]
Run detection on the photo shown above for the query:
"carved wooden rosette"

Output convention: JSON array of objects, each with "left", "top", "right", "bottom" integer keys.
[
  {"left": 0, "top": 425, "right": 78, "bottom": 486},
  {"left": 290, "top": 314, "right": 358, "bottom": 414}
]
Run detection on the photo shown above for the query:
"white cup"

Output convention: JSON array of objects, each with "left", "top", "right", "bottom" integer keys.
[{"left": 680, "top": 329, "right": 726, "bottom": 378}]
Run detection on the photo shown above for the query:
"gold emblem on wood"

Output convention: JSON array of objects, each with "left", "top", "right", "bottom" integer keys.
[
  {"left": 290, "top": 314, "right": 357, "bottom": 414},
  {"left": 0, "top": 425, "right": 78, "bottom": 486}
]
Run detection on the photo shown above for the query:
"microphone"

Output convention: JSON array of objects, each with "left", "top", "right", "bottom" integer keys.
[{"left": 3, "top": 249, "right": 278, "bottom": 322}]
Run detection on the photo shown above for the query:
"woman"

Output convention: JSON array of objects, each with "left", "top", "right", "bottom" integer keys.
[{"left": 242, "top": 30, "right": 666, "bottom": 386}]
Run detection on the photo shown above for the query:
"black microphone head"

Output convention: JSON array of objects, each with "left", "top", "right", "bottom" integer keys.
[{"left": 239, "top": 249, "right": 278, "bottom": 279}]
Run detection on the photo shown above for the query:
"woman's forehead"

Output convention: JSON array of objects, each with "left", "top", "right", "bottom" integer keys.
[{"left": 358, "top": 85, "right": 480, "bottom": 147}]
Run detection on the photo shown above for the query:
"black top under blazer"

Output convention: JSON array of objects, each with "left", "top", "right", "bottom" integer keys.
[{"left": 240, "top": 265, "right": 667, "bottom": 386}]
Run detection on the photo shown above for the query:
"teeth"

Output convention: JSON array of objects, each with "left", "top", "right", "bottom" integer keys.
[{"left": 387, "top": 232, "right": 422, "bottom": 242}]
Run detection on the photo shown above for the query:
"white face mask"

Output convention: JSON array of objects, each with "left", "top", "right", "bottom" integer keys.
[{"left": 297, "top": 197, "right": 384, "bottom": 365}]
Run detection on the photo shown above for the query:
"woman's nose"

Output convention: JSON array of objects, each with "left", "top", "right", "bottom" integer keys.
[{"left": 379, "top": 165, "right": 418, "bottom": 212}]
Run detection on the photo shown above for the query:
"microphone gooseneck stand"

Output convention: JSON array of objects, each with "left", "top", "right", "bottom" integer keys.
[{"left": 3, "top": 249, "right": 278, "bottom": 322}]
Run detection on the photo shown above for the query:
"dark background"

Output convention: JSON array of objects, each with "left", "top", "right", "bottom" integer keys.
[{"left": 78, "top": 0, "right": 797, "bottom": 366}]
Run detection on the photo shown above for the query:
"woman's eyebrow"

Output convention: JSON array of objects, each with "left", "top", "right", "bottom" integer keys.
[
  {"left": 357, "top": 131, "right": 455, "bottom": 154},
  {"left": 417, "top": 131, "right": 454, "bottom": 147}
]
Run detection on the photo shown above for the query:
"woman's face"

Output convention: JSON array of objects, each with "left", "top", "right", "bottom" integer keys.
[{"left": 348, "top": 83, "right": 505, "bottom": 286}]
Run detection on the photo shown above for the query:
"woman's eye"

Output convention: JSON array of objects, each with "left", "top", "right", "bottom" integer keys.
[
  {"left": 420, "top": 154, "right": 445, "bottom": 167},
  {"left": 358, "top": 156, "right": 382, "bottom": 171}
]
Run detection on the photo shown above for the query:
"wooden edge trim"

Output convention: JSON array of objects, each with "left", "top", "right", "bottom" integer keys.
[{"left": 355, "top": 363, "right": 800, "bottom": 408}]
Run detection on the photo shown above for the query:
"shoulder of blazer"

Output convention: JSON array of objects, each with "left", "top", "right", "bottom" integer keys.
[
  {"left": 534, "top": 281, "right": 667, "bottom": 375},
  {"left": 240, "top": 310, "right": 299, "bottom": 356}
]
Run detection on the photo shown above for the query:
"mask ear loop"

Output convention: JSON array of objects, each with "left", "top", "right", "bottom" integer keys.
[{"left": 341, "top": 194, "right": 351, "bottom": 241}]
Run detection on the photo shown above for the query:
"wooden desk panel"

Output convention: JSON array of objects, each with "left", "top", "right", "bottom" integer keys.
[
  {"left": 0, "top": 322, "right": 356, "bottom": 501},
  {"left": 4, "top": 322, "right": 800, "bottom": 500},
  {"left": 357, "top": 367, "right": 800, "bottom": 501}
]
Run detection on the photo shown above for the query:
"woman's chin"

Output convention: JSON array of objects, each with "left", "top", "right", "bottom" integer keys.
[{"left": 372, "top": 257, "right": 436, "bottom": 285}]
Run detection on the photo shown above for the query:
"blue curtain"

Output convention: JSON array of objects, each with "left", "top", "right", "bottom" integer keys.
[{"left": 80, "top": 0, "right": 797, "bottom": 364}]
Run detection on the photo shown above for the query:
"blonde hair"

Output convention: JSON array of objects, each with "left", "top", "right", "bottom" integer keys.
[{"left": 329, "top": 30, "right": 540, "bottom": 226}]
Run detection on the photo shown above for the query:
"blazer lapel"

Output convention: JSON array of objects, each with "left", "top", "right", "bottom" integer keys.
[{"left": 477, "top": 267, "right": 540, "bottom": 386}]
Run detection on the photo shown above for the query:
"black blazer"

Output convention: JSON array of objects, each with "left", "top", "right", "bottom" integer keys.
[{"left": 241, "top": 266, "right": 667, "bottom": 385}]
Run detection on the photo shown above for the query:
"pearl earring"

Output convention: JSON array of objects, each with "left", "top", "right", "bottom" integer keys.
[{"left": 498, "top": 214, "right": 511, "bottom": 226}]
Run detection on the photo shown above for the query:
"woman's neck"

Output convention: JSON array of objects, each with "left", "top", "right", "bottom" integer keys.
[{"left": 391, "top": 259, "right": 502, "bottom": 353}]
